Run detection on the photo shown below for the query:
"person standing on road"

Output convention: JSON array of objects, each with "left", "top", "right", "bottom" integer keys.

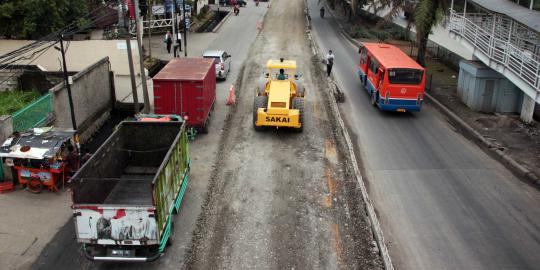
[
  {"left": 164, "top": 31, "right": 172, "bottom": 54},
  {"left": 174, "top": 32, "right": 182, "bottom": 57},
  {"left": 326, "top": 50, "right": 334, "bottom": 77}
]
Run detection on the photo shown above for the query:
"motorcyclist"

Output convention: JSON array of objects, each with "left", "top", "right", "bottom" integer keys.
[{"left": 320, "top": 6, "right": 325, "bottom": 18}]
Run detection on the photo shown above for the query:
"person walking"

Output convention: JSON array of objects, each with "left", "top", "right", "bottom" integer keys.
[
  {"left": 326, "top": 50, "right": 334, "bottom": 77},
  {"left": 164, "top": 31, "right": 173, "bottom": 54},
  {"left": 174, "top": 32, "right": 182, "bottom": 57}
]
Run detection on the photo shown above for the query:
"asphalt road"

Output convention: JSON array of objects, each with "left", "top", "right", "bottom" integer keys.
[{"left": 307, "top": 1, "right": 540, "bottom": 269}]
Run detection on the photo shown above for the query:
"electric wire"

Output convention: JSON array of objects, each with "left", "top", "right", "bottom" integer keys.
[
  {"left": 0, "top": 4, "right": 114, "bottom": 66},
  {"left": 0, "top": 4, "right": 123, "bottom": 86}
]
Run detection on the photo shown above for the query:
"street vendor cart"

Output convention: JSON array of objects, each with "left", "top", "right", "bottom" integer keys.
[{"left": 0, "top": 127, "right": 78, "bottom": 193}]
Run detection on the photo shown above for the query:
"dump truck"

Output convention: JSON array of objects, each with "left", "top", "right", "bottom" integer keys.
[
  {"left": 253, "top": 58, "right": 305, "bottom": 132},
  {"left": 71, "top": 121, "right": 190, "bottom": 262}
]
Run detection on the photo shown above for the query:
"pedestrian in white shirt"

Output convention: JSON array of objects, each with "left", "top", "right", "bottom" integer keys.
[{"left": 326, "top": 50, "right": 334, "bottom": 77}]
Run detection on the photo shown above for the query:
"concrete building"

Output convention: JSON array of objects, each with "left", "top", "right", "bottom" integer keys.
[{"left": 448, "top": 0, "right": 540, "bottom": 122}]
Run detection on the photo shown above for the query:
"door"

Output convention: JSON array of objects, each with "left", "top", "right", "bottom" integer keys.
[
  {"left": 154, "top": 82, "right": 175, "bottom": 114},
  {"left": 481, "top": 80, "right": 495, "bottom": 112},
  {"left": 174, "top": 82, "right": 183, "bottom": 115}
]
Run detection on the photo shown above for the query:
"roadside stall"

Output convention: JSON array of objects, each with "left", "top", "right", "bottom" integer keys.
[{"left": 0, "top": 127, "right": 78, "bottom": 193}]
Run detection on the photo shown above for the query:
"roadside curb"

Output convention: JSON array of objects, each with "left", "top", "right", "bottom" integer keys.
[
  {"left": 324, "top": 4, "right": 540, "bottom": 189},
  {"left": 305, "top": 3, "right": 394, "bottom": 270},
  {"left": 425, "top": 93, "right": 540, "bottom": 188},
  {"left": 212, "top": 9, "right": 233, "bottom": 33}
]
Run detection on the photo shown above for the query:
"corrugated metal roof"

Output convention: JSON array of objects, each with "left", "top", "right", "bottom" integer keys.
[
  {"left": 362, "top": 43, "right": 424, "bottom": 70},
  {"left": 153, "top": 58, "right": 214, "bottom": 81},
  {"left": 467, "top": 0, "right": 540, "bottom": 30},
  {"left": 0, "top": 128, "right": 76, "bottom": 159}
]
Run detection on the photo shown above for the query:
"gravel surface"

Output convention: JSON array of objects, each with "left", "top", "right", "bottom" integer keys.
[{"left": 183, "top": 0, "right": 382, "bottom": 269}]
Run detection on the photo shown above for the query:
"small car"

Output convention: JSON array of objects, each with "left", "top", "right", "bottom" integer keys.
[{"left": 203, "top": 50, "right": 232, "bottom": 80}]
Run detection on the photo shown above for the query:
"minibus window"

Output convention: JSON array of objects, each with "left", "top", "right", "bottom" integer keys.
[{"left": 388, "top": 69, "right": 423, "bottom": 85}]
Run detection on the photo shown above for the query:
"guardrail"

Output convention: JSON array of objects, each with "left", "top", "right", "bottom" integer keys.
[
  {"left": 11, "top": 93, "right": 52, "bottom": 132},
  {"left": 449, "top": 12, "right": 540, "bottom": 93}
]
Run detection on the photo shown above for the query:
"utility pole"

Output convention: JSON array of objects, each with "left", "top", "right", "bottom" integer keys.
[
  {"left": 183, "top": 0, "right": 187, "bottom": 57},
  {"left": 172, "top": 1, "right": 177, "bottom": 57},
  {"left": 58, "top": 34, "right": 77, "bottom": 130},
  {"left": 134, "top": 0, "right": 151, "bottom": 113},
  {"left": 148, "top": 0, "right": 153, "bottom": 57},
  {"left": 121, "top": 1, "right": 139, "bottom": 114}
]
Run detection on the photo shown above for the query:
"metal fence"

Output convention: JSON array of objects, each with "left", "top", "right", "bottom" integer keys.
[
  {"left": 11, "top": 93, "right": 52, "bottom": 132},
  {"left": 449, "top": 11, "right": 540, "bottom": 93}
]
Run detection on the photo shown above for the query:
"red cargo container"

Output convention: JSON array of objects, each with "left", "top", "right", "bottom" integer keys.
[{"left": 153, "top": 58, "right": 216, "bottom": 132}]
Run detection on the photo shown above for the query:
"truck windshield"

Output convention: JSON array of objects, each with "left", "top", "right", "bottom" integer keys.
[{"left": 388, "top": 69, "right": 423, "bottom": 85}]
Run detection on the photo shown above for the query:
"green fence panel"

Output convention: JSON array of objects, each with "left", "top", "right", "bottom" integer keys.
[{"left": 11, "top": 93, "right": 52, "bottom": 132}]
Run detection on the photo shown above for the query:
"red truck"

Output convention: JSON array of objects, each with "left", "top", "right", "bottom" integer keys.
[{"left": 153, "top": 58, "right": 216, "bottom": 133}]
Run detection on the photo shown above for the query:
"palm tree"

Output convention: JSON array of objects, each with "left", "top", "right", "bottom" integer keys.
[
  {"left": 414, "top": 0, "right": 449, "bottom": 66},
  {"left": 368, "top": 0, "right": 449, "bottom": 67}
]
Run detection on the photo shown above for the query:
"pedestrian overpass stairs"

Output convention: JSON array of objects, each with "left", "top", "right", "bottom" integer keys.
[{"left": 448, "top": 12, "right": 540, "bottom": 105}]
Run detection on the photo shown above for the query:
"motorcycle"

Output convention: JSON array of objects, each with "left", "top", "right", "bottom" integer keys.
[
  {"left": 234, "top": 5, "right": 240, "bottom": 15},
  {"left": 320, "top": 7, "right": 325, "bottom": 18}
]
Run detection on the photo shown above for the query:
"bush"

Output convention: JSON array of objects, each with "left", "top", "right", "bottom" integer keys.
[
  {"left": 387, "top": 27, "right": 408, "bottom": 41},
  {"left": 358, "top": 10, "right": 380, "bottom": 24},
  {"left": 367, "top": 29, "right": 390, "bottom": 41},
  {"left": 347, "top": 25, "right": 371, "bottom": 39},
  {"left": 352, "top": 28, "right": 373, "bottom": 39},
  {"left": 0, "top": 90, "right": 41, "bottom": 115}
]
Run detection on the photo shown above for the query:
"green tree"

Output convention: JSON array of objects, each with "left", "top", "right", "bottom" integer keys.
[
  {"left": 0, "top": 0, "right": 88, "bottom": 39},
  {"left": 365, "top": 0, "right": 449, "bottom": 66},
  {"left": 414, "top": 0, "right": 448, "bottom": 66}
]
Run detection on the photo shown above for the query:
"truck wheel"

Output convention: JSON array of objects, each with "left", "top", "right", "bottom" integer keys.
[
  {"left": 202, "top": 119, "right": 209, "bottom": 134},
  {"left": 253, "top": 96, "right": 268, "bottom": 131},
  {"left": 292, "top": 97, "right": 304, "bottom": 132},
  {"left": 167, "top": 222, "right": 175, "bottom": 246}
]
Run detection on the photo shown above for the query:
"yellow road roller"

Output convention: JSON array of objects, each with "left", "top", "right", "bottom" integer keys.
[{"left": 253, "top": 58, "right": 305, "bottom": 132}]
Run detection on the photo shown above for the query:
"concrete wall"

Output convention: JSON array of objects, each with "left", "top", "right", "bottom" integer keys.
[
  {"left": 50, "top": 57, "right": 114, "bottom": 143},
  {"left": 0, "top": 115, "right": 13, "bottom": 145},
  {"left": 0, "top": 69, "right": 22, "bottom": 92}
]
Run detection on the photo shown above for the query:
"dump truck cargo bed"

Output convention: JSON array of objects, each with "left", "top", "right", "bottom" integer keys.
[{"left": 71, "top": 121, "right": 190, "bottom": 262}]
